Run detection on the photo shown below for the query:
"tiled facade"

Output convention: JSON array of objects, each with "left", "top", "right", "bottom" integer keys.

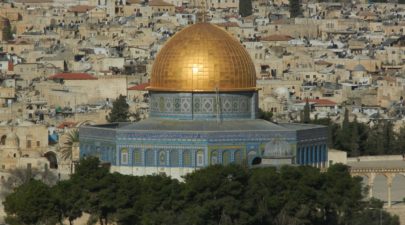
[
  {"left": 149, "top": 92, "right": 257, "bottom": 120},
  {"left": 80, "top": 121, "right": 328, "bottom": 179}
]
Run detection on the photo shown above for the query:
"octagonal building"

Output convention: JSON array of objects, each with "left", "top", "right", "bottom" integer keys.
[{"left": 79, "top": 23, "right": 328, "bottom": 179}]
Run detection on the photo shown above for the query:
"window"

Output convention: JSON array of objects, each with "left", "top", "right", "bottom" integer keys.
[
  {"left": 36, "top": 141, "right": 40, "bottom": 147},
  {"left": 170, "top": 150, "right": 179, "bottom": 166},
  {"left": 196, "top": 150, "right": 204, "bottom": 167},
  {"left": 211, "top": 151, "right": 218, "bottom": 165},
  {"left": 26, "top": 140, "right": 31, "bottom": 149},
  {"left": 183, "top": 150, "right": 192, "bottom": 167},
  {"left": 121, "top": 148, "right": 128, "bottom": 164},
  {"left": 234, "top": 150, "right": 242, "bottom": 163},
  {"left": 159, "top": 150, "right": 166, "bottom": 166},
  {"left": 223, "top": 151, "right": 231, "bottom": 165},
  {"left": 133, "top": 149, "right": 142, "bottom": 165},
  {"left": 145, "top": 149, "right": 155, "bottom": 166}
]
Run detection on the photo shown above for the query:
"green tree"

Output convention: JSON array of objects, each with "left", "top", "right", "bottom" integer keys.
[
  {"left": 289, "top": 0, "right": 301, "bottom": 18},
  {"left": 349, "top": 116, "right": 360, "bottom": 156},
  {"left": 179, "top": 165, "right": 250, "bottom": 225},
  {"left": 336, "top": 108, "right": 352, "bottom": 152},
  {"left": 239, "top": 0, "right": 252, "bottom": 17},
  {"left": 302, "top": 99, "right": 310, "bottom": 123},
  {"left": 3, "top": 22, "right": 13, "bottom": 41},
  {"left": 258, "top": 108, "right": 273, "bottom": 121},
  {"left": 4, "top": 180, "right": 62, "bottom": 225},
  {"left": 53, "top": 180, "right": 85, "bottom": 225},
  {"left": 383, "top": 121, "right": 395, "bottom": 154},
  {"left": 106, "top": 95, "right": 130, "bottom": 123},
  {"left": 395, "top": 126, "right": 405, "bottom": 154}
]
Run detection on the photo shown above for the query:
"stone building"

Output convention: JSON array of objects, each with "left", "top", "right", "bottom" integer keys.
[{"left": 80, "top": 23, "right": 328, "bottom": 180}]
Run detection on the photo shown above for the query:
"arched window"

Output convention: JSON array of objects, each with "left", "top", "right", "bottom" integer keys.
[
  {"left": 183, "top": 150, "right": 192, "bottom": 167},
  {"left": 145, "top": 149, "right": 155, "bottom": 166},
  {"left": 223, "top": 151, "right": 231, "bottom": 165},
  {"left": 196, "top": 150, "right": 204, "bottom": 167},
  {"left": 170, "top": 150, "right": 179, "bottom": 166},
  {"left": 158, "top": 150, "right": 166, "bottom": 166},
  {"left": 1, "top": 135, "right": 6, "bottom": 145},
  {"left": 234, "top": 150, "right": 242, "bottom": 163},
  {"left": 133, "top": 149, "right": 142, "bottom": 165},
  {"left": 121, "top": 148, "right": 128, "bottom": 165},
  {"left": 211, "top": 151, "right": 218, "bottom": 165}
]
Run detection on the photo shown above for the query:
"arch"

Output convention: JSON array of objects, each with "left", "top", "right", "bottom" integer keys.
[
  {"left": 252, "top": 157, "right": 262, "bottom": 165},
  {"left": 133, "top": 148, "right": 142, "bottom": 165},
  {"left": 120, "top": 148, "right": 129, "bottom": 165},
  {"left": 170, "top": 150, "right": 179, "bottom": 167},
  {"left": 390, "top": 173, "right": 405, "bottom": 204},
  {"left": 44, "top": 151, "right": 58, "bottom": 169},
  {"left": 145, "top": 149, "right": 155, "bottom": 166},
  {"left": 158, "top": 150, "right": 166, "bottom": 166},
  {"left": 222, "top": 151, "right": 231, "bottom": 165},
  {"left": 211, "top": 150, "right": 218, "bottom": 165},
  {"left": 0, "top": 135, "right": 6, "bottom": 145},
  {"left": 372, "top": 174, "right": 388, "bottom": 202},
  {"left": 234, "top": 150, "right": 242, "bottom": 163},
  {"left": 196, "top": 150, "right": 204, "bottom": 167},
  {"left": 183, "top": 150, "right": 192, "bottom": 167}
]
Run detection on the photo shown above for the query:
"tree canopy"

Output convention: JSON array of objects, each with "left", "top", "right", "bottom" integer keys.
[
  {"left": 289, "top": 0, "right": 302, "bottom": 18},
  {"left": 239, "top": 0, "right": 252, "bottom": 17},
  {"left": 3, "top": 157, "right": 399, "bottom": 225},
  {"left": 106, "top": 95, "right": 130, "bottom": 123}
]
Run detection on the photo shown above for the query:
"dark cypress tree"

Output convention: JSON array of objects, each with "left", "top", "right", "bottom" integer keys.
[
  {"left": 303, "top": 99, "right": 310, "bottom": 123},
  {"left": 3, "top": 23, "right": 13, "bottom": 41},
  {"left": 289, "top": 0, "right": 301, "bottom": 18},
  {"left": 106, "top": 95, "right": 130, "bottom": 122},
  {"left": 239, "top": 0, "right": 252, "bottom": 17},
  {"left": 349, "top": 116, "right": 360, "bottom": 157},
  {"left": 336, "top": 108, "right": 351, "bottom": 151},
  {"left": 383, "top": 121, "right": 395, "bottom": 154}
]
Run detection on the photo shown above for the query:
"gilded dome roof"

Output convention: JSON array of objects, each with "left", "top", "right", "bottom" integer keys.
[{"left": 149, "top": 23, "right": 257, "bottom": 92}]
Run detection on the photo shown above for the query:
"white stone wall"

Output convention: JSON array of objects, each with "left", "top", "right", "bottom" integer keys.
[{"left": 111, "top": 166, "right": 198, "bottom": 181}]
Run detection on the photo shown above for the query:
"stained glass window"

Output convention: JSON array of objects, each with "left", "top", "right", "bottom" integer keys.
[
  {"left": 145, "top": 149, "right": 155, "bottom": 166},
  {"left": 211, "top": 150, "right": 218, "bottom": 165},
  {"left": 234, "top": 150, "right": 242, "bottom": 163},
  {"left": 133, "top": 149, "right": 142, "bottom": 165},
  {"left": 170, "top": 150, "right": 179, "bottom": 166},
  {"left": 121, "top": 148, "right": 128, "bottom": 165},
  {"left": 183, "top": 150, "right": 192, "bottom": 167},
  {"left": 196, "top": 150, "right": 204, "bottom": 167},
  {"left": 223, "top": 151, "right": 231, "bottom": 165},
  {"left": 159, "top": 150, "right": 166, "bottom": 166}
]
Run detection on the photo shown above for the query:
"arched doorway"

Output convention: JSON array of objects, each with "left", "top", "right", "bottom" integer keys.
[
  {"left": 1, "top": 135, "right": 6, "bottom": 145},
  {"left": 44, "top": 152, "right": 58, "bottom": 169}
]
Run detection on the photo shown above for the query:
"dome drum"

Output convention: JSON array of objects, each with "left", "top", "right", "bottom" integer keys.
[{"left": 149, "top": 91, "right": 258, "bottom": 120}]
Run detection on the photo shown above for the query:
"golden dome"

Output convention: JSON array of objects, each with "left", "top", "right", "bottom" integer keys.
[{"left": 149, "top": 23, "right": 257, "bottom": 92}]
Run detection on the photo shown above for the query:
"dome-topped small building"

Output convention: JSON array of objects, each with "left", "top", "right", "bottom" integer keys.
[{"left": 80, "top": 23, "right": 328, "bottom": 179}]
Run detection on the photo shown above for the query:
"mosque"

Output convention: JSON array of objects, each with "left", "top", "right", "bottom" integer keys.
[{"left": 79, "top": 23, "right": 328, "bottom": 179}]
